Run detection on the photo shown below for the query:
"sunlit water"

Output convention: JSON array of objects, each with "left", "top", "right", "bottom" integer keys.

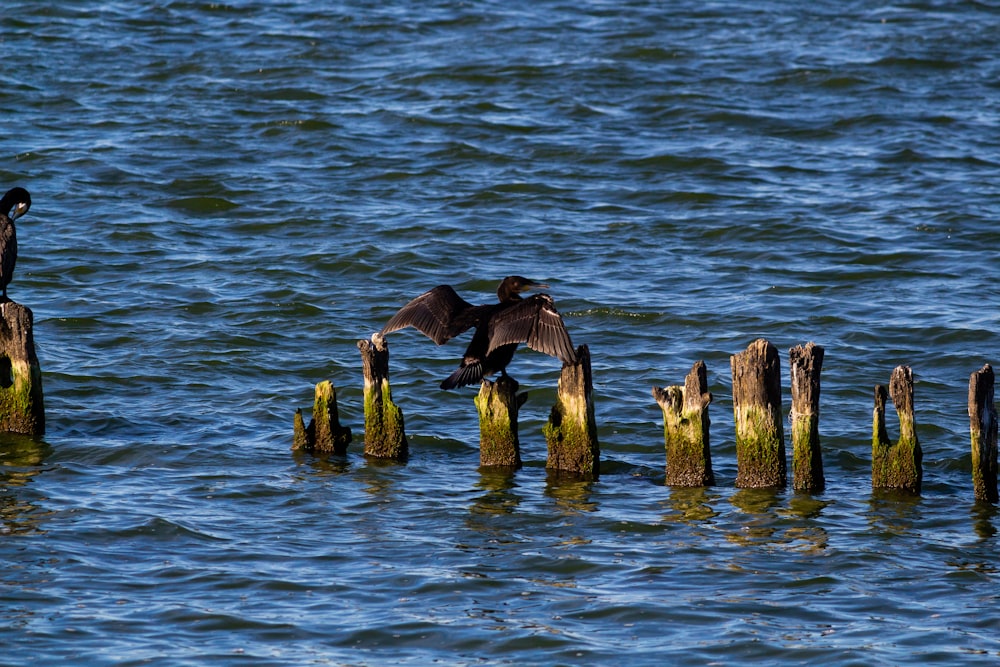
[{"left": 2, "top": 1, "right": 1000, "bottom": 665}]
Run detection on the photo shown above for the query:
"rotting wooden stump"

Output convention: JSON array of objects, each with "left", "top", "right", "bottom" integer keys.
[
  {"left": 357, "top": 333, "right": 408, "bottom": 460},
  {"left": 789, "top": 342, "right": 825, "bottom": 493},
  {"left": 475, "top": 375, "right": 526, "bottom": 469},
  {"left": 0, "top": 301, "right": 44, "bottom": 436},
  {"left": 731, "top": 338, "right": 785, "bottom": 488},
  {"left": 293, "top": 380, "right": 352, "bottom": 455},
  {"left": 544, "top": 344, "right": 599, "bottom": 476},
  {"left": 968, "top": 364, "right": 998, "bottom": 503},
  {"left": 872, "top": 365, "right": 922, "bottom": 494},
  {"left": 652, "top": 360, "right": 714, "bottom": 487}
]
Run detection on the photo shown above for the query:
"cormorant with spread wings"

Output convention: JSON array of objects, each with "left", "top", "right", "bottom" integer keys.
[{"left": 380, "top": 276, "right": 576, "bottom": 389}]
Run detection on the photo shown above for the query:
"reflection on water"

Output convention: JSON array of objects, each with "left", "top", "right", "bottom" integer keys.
[
  {"left": 971, "top": 502, "right": 998, "bottom": 540},
  {"left": 471, "top": 467, "right": 521, "bottom": 516},
  {"left": 867, "top": 489, "right": 923, "bottom": 537},
  {"left": 0, "top": 435, "right": 51, "bottom": 535},
  {"left": 662, "top": 486, "right": 720, "bottom": 525},
  {"left": 722, "top": 488, "right": 830, "bottom": 552},
  {"left": 544, "top": 469, "right": 597, "bottom": 514},
  {"left": 292, "top": 449, "right": 352, "bottom": 476}
]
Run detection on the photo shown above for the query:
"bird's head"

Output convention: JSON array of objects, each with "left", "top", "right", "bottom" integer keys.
[
  {"left": 497, "top": 276, "right": 549, "bottom": 302},
  {"left": 2, "top": 187, "right": 31, "bottom": 222}
]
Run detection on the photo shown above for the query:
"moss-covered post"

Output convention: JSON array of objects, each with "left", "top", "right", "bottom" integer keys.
[
  {"left": 475, "top": 376, "right": 526, "bottom": 469},
  {"left": 0, "top": 302, "right": 44, "bottom": 435},
  {"left": 789, "top": 342, "right": 824, "bottom": 493},
  {"left": 544, "top": 344, "right": 599, "bottom": 476},
  {"left": 968, "top": 364, "right": 998, "bottom": 503},
  {"left": 293, "top": 380, "right": 352, "bottom": 455},
  {"left": 357, "top": 333, "right": 407, "bottom": 460},
  {"left": 731, "top": 338, "right": 785, "bottom": 488},
  {"left": 871, "top": 365, "right": 922, "bottom": 494},
  {"left": 653, "top": 360, "right": 714, "bottom": 486}
]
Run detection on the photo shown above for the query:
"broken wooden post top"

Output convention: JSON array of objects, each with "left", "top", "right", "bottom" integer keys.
[
  {"left": 0, "top": 300, "right": 44, "bottom": 436},
  {"left": 731, "top": 338, "right": 785, "bottom": 489},
  {"left": 968, "top": 364, "right": 998, "bottom": 504},
  {"left": 358, "top": 332, "right": 408, "bottom": 460},
  {"left": 655, "top": 360, "right": 714, "bottom": 488},
  {"left": 871, "top": 365, "right": 921, "bottom": 494}
]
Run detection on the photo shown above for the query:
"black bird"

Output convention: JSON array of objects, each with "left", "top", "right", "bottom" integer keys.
[
  {"left": 0, "top": 187, "right": 31, "bottom": 301},
  {"left": 381, "top": 276, "right": 576, "bottom": 389}
]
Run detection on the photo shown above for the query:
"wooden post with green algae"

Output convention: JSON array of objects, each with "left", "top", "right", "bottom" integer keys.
[
  {"left": 0, "top": 302, "right": 44, "bottom": 436},
  {"left": 293, "top": 380, "right": 352, "bottom": 455},
  {"left": 652, "top": 360, "right": 714, "bottom": 487},
  {"left": 357, "top": 333, "right": 408, "bottom": 460},
  {"left": 544, "top": 344, "right": 599, "bottom": 476},
  {"left": 789, "top": 342, "right": 824, "bottom": 493},
  {"left": 730, "top": 338, "right": 785, "bottom": 488},
  {"left": 871, "top": 365, "right": 922, "bottom": 494},
  {"left": 968, "top": 364, "right": 998, "bottom": 503},
  {"left": 475, "top": 375, "right": 526, "bottom": 469}
]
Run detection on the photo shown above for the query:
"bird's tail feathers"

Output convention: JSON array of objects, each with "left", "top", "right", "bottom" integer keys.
[{"left": 440, "top": 362, "right": 484, "bottom": 390}]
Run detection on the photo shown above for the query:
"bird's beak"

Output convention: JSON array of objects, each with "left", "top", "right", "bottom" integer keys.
[
  {"left": 523, "top": 280, "right": 550, "bottom": 292},
  {"left": 11, "top": 204, "right": 28, "bottom": 222}
]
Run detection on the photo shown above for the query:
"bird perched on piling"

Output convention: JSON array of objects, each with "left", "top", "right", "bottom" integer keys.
[
  {"left": 0, "top": 187, "right": 31, "bottom": 301},
  {"left": 380, "top": 276, "right": 576, "bottom": 389}
]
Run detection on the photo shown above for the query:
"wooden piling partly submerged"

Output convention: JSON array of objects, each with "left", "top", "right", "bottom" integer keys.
[
  {"left": 293, "top": 380, "right": 352, "bottom": 455},
  {"left": 358, "top": 333, "right": 408, "bottom": 460},
  {"left": 871, "top": 365, "right": 922, "bottom": 494},
  {"left": 789, "top": 343, "right": 824, "bottom": 493},
  {"left": 544, "top": 344, "right": 599, "bottom": 476},
  {"left": 730, "top": 338, "right": 785, "bottom": 488},
  {"left": 652, "top": 360, "right": 714, "bottom": 487},
  {"left": 968, "top": 364, "right": 998, "bottom": 503},
  {"left": 0, "top": 302, "right": 44, "bottom": 436},
  {"left": 475, "top": 376, "right": 526, "bottom": 469}
]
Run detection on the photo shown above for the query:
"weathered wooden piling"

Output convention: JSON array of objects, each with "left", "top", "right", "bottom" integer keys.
[
  {"left": 968, "top": 364, "right": 998, "bottom": 503},
  {"left": 293, "top": 380, "right": 352, "bottom": 454},
  {"left": 730, "top": 338, "right": 785, "bottom": 488},
  {"left": 357, "top": 333, "right": 408, "bottom": 460},
  {"left": 544, "top": 344, "right": 599, "bottom": 476},
  {"left": 652, "top": 360, "right": 714, "bottom": 486},
  {"left": 789, "top": 343, "right": 824, "bottom": 493},
  {"left": 475, "top": 375, "right": 526, "bottom": 469},
  {"left": 0, "top": 302, "right": 44, "bottom": 435},
  {"left": 871, "top": 365, "right": 922, "bottom": 494}
]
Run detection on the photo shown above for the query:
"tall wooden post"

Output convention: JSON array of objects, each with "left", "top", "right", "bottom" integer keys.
[
  {"left": 358, "top": 333, "right": 408, "bottom": 460},
  {"left": 731, "top": 338, "right": 785, "bottom": 488},
  {"left": 653, "top": 360, "right": 713, "bottom": 486},
  {"left": 872, "top": 365, "right": 922, "bottom": 493},
  {"left": 475, "top": 376, "right": 525, "bottom": 469},
  {"left": 789, "top": 343, "right": 824, "bottom": 493},
  {"left": 968, "top": 364, "right": 998, "bottom": 503},
  {"left": 544, "top": 344, "right": 599, "bottom": 476},
  {"left": 293, "top": 380, "right": 352, "bottom": 454},
  {"left": 0, "top": 302, "right": 44, "bottom": 435}
]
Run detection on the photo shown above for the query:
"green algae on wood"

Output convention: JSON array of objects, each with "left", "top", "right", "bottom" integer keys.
[
  {"left": 789, "top": 342, "right": 824, "bottom": 493},
  {"left": 871, "top": 365, "right": 922, "bottom": 494},
  {"left": 475, "top": 375, "right": 525, "bottom": 469},
  {"left": 968, "top": 364, "right": 997, "bottom": 503},
  {"left": 544, "top": 344, "right": 599, "bottom": 476},
  {"left": 652, "top": 360, "right": 714, "bottom": 487},
  {"left": 358, "top": 333, "right": 408, "bottom": 460},
  {"left": 292, "top": 380, "right": 352, "bottom": 455},
  {"left": 730, "top": 338, "right": 785, "bottom": 488},
  {"left": 0, "top": 302, "right": 44, "bottom": 436}
]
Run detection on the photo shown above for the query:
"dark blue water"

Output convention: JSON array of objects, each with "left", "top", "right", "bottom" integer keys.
[{"left": 2, "top": 1, "right": 1000, "bottom": 665}]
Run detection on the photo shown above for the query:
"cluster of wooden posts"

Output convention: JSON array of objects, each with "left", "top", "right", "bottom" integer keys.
[{"left": 293, "top": 335, "right": 999, "bottom": 504}]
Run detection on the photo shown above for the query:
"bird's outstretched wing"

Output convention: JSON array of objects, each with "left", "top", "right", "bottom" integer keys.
[
  {"left": 380, "top": 285, "right": 484, "bottom": 345},
  {"left": 487, "top": 294, "right": 576, "bottom": 364}
]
